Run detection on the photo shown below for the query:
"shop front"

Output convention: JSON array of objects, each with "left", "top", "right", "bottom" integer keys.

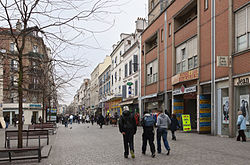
[
  {"left": 173, "top": 85, "right": 197, "bottom": 129},
  {"left": 105, "top": 98, "right": 122, "bottom": 117},
  {"left": 142, "top": 94, "right": 164, "bottom": 113},
  {"left": 3, "top": 103, "right": 43, "bottom": 125},
  {"left": 234, "top": 75, "right": 250, "bottom": 138}
]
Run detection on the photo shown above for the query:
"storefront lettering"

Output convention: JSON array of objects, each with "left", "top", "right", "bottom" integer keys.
[
  {"left": 173, "top": 86, "right": 197, "bottom": 96},
  {"left": 235, "top": 76, "right": 250, "bottom": 86}
]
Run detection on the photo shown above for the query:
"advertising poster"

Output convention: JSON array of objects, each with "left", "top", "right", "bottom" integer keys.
[
  {"left": 199, "top": 95, "right": 211, "bottom": 132},
  {"left": 222, "top": 97, "right": 229, "bottom": 124},
  {"left": 182, "top": 114, "right": 191, "bottom": 131},
  {"left": 240, "top": 95, "right": 249, "bottom": 125},
  {"left": 47, "top": 108, "right": 57, "bottom": 122}
]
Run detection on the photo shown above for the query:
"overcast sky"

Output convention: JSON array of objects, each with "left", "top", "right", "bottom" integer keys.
[{"left": 60, "top": 0, "right": 148, "bottom": 105}]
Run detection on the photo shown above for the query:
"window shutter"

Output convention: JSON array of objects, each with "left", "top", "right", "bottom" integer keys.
[
  {"left": 193, "top": 37, "right": 197, "bottom": 56},
  {"left": 135, "top": 80, "right": 138, "bottom": 96},
  {"left": 122, "top": 85, "right": 127, "bottom": 99},
  {"left": 248, "top": 6, "right": 250, "bottom": 32},
  {"left": 236, "top": 9, "right": 246, "bottom": 36},
  {"left": 133, "top": 55, "right": 138, "bottom": 72},
  {"left": 187, "top": 39, "right": 193, "bottom": 58},
  {"left": 176, "top": 47, "right": 181, "bottom": 63}
]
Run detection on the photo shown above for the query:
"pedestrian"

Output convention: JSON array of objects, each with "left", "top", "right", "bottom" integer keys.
[
  {"left": 170, "top": 114, "right": 180, "bottom": 140},
  {"left": 237, "top": 110, "right": 246, "bottom": 142},
  {"left": 31, "top": 115, "right": 35, "bottom": 125},
  {"left": 114, "top": 112, "right": 119, "bottom": 127},
  {"left": 64, "top": 116, "right": 69, "bottom": 127},
  {"left": 156, "top": 110, "right": 171, "bottom": 155},
  {"left": 39, "top": 116, "right": 42, "bottom": 123},
  {"left": 97, "top": 113, "right": 104, "bottom": 128},
  {"left": 69, "top": 114, "right": 73, "bottom": 124},
  {"left": 105, "top": 114, "right": 110, "bottom": 125},
  {"left": 4, "top": 114, "right": 10, "bottom": 129},
  {"left": 91, "top": 115, "right": 94, "bottom": 125},
  {"left": 12, "top": 115, "right": 17, "bottom": 127},
  {"left": 141, "top": 111, "right": 156, "bottom": 158},
  {"left": 22, "top": 114, "right": 25, "bottom": 125},
  {"left": 119, "top": 110, "right": 137, "bottom": 159}
]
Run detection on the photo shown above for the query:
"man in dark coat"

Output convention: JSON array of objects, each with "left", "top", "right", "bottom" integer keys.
[
  {"left": 170, "top": 114, "right": 180, "bottom": 140},
  {"left": 119, "top": 110, "right": 137, "bottom": 158},
  {"left": 4, "top": 115, "right": 10, "bottom": 129},
  {"left": 98, "top": 114, "right": 105, "bottom": 128}
]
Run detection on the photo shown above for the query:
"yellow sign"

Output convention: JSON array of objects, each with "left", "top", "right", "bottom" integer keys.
[{"left": 182, "top": 114, "right": 191, "bottom": 131}]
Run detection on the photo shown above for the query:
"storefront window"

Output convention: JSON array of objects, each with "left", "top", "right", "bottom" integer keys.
[
  {"left": 221, "top": 88, "right": 229, "bottom": 136},
  {"left": 235, "top": 85, "right": 250, "bottom": 138}
]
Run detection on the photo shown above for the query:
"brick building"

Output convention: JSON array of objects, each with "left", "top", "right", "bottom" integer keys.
[
  {"left": 0, "top": 22, "right": 53, "bottom": 125},
  {"left": 141, "top": 0, "right": 250, "bottom": 137}
]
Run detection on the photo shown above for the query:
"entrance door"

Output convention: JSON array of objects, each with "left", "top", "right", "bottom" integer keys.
[
  {"left": 184, "top": 99, "right": 197, "bottom": 129},
  {"left": 32, "top": 111, "right": 38, "bottom": 124}
]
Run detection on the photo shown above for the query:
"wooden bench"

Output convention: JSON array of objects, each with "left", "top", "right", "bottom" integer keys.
[
  {"left": 0, "top": 136, "right": 41, "bottom": 162},
  {"left": 5, "top": 130, "right": 49, "bottom": 148},
  {"left": 28, "top": 123, "right": 57, "bottom": 134}
]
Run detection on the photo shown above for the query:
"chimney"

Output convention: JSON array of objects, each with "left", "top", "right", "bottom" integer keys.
[
  {"left": 112, "top": 44, "right": 117, "bottom": 50},
  {"left": 16, "top": 19, "right": 22, "bottom": 32},
  {"left": 135, "top": 17, "right": 148, "bottom": 32}
]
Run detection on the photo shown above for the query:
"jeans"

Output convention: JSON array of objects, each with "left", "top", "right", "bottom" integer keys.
[
  {"left": 142, "top": 131, "right": 155, "bottom": 154},
  {"left": 5, "top": 122, "right": 9, "bottom": 129},
  {"left": 123, "top": 131, "right": 134, "bottom": 156},
  {"left": 157, "top": 128, "right": 170, "bottom": 153}
]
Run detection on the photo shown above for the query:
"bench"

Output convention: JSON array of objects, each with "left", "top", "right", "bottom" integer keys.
[
  {"left": 28, "top": 123, "right": 57, "bottom": 134},
  {"left": 0, "top": 136, "right": 41, "bottom": 162},
  {"left": 5, "top": 130, "right": 49, "bottom": 148}
]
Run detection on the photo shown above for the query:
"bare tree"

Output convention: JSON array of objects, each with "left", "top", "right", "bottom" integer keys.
[{"left": 0, "top": 0, "right": 118, "bottom": 148}]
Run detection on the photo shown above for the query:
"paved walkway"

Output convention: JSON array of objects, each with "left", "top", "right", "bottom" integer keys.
[{"left": 1, "top": 123, "right": 250, "bottom": 165}]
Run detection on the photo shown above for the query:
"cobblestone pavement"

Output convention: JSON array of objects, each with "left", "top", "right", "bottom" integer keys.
[{"left": 1, "top": 123, "right": 250, "bottom": 165}]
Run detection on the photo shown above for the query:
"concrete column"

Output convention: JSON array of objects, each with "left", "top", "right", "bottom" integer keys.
[{"left": 228, "top": 0, "right": 235, "bottom": 138}]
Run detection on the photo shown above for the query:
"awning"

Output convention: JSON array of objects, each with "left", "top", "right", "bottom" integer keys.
[
  {"left": 119, "top": 100, "right": 134, "bottom": 106},
  {"left": 140, "top": 93, "right": 157, "bottom": 100}
]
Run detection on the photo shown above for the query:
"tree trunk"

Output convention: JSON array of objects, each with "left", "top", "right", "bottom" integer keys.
[{"left": 18, "top": 54, "right": 23, "bottom": 148}]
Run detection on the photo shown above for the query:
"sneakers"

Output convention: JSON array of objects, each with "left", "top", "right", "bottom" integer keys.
[
  {"left": 151, "top": 153, "right": 155, "bottom": 158},
  {"left": 167, "top": 149, "right": 170, "bottom": 155},
  {"left": 130, "top": 150, "right": 135, "bottom": 159},
  {"left": 142, "top": 151, "right": 145, "bottom": 155}
]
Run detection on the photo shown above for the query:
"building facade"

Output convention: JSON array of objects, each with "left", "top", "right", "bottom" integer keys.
[{"left": 141, "top": 0, "right": 250, "bottom": 137}]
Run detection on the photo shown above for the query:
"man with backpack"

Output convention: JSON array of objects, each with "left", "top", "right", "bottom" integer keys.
[
  {"left": 141, "top": 111, "right": 156, "bottom": 158},
  {"left": 156, "top": 110, "right": 171, "bottom": 155},
  {"left": 119, "top": 110, "right": 137, "bottom": 158}
]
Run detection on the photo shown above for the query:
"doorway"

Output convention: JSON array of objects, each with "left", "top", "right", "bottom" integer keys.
[
  {"left": 32, "top": 111, "right": 38, "bottom": 124},
  {"left": 184, "top": 99, "right": 197, "bottom": 129}
]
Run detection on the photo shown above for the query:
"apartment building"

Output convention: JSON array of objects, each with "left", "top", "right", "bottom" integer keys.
[
  {"left": 141, "top": 0, "right": 250, "bottom": 137},
  {"left": 119, "top": 18, "right": 147, "bottom": 115},
  {"left": 0, "top": 22, "right": 52, "bottom": 124}
]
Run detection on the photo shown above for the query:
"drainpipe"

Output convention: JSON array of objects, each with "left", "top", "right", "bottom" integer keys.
[
  {"left": 164, "top": 10, "right": 168, "bottom": 113},
  {"left": 211, "top": 0, "right": 216, "bottom": 136},
  {"left": 228, "top": 0, "right": 235, "bottom": 138}
]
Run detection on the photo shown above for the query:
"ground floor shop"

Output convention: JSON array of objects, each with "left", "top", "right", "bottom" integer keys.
[
  {"left": 2, "top": 103, "right": 43, "bottom": 125},
  {"left": 103, "top": 98, "right": 122, "bottom": 117}
]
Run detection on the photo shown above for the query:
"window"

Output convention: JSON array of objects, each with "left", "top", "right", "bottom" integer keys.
[
  {"left": 169, "top": 23, "right": 172, "bottom": 37},
  {"left": 115, "top": 72, "right": 117, "bottom": 82},
  {"left": 151, "top": 0, "right": 155, "bottom": 9},
  {"left": 147, "top": 60, "right": 158, "bottom": 85},
  {"left": 104, "top": 75, "right": 106, "bottom": 83},
  {"left": 235, "top": 6, "right": 250, "bottom": 52},
  {"left": 112, "top": 75, "right": 113, "bottom": 85},
  {"left": 161, "top": 29, "right": 164, "bottom": 42},
  {"left": 11, "top": 59, "right": 18, "bottom": 70},
  {"left": 129, "top": 60, "right": 132, "bottom": 75},
  {"left": 125, "top": 64, "right": 128, "bottom": 77},
  {"left": 176, "top": 36, "right": 197, "bottom": 74},
  {"left": 122, "top": 85, "right": 127, "bottom": 99},
  {"left": 204, "top": 0, "right": 208, "bottom": 10},
  {"left": 33, "top": 45, "right": 38, "bottom": 53},
  {"left": 10, "top": 42, "right": 17, "bottom": 52},
  {"left": 115, "top": 57, "right": 117, "bottom": 64},
  {"left": 133, "top": 55, "right": 138, "bottom": 72},
  {"left": 120, "top": 51, "right": 122, "bottom": 55},
  {"left": 119, "top": 69, "right": 121, "bottom": 81},
  {"left": 145, "top": 33, "right": 157, "bottom": 53}
]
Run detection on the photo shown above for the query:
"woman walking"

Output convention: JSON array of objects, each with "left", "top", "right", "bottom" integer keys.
[
  {"left": 237, "top": 110, "right": 246, "bottom": 142},
  {"left": 170, "top": 114, "right": 179, "bottom": 140}
]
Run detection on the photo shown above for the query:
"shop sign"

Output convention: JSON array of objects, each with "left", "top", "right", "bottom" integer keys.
[
  {"left": 217, "top": 56, "right": 228, "bottom": 67},
  {"left": 29, "top": 104, "right": 42, "bottom": 108},
  {"left": 182, "top": 114, "right": 191, "bottom": 131},
  {"left": 173, "top": 86, "right": 196, "bottom": 95},
  {"left": 234, "top": 75, "right": 250, "bottom": 86}
]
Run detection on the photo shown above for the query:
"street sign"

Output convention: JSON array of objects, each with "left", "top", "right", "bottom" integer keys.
[
  {"left": 127, "top": 82, "right": 133, "bottom": 86},
  {"left": 182, "top": 114, "right": 191, "bottom": 131}
]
